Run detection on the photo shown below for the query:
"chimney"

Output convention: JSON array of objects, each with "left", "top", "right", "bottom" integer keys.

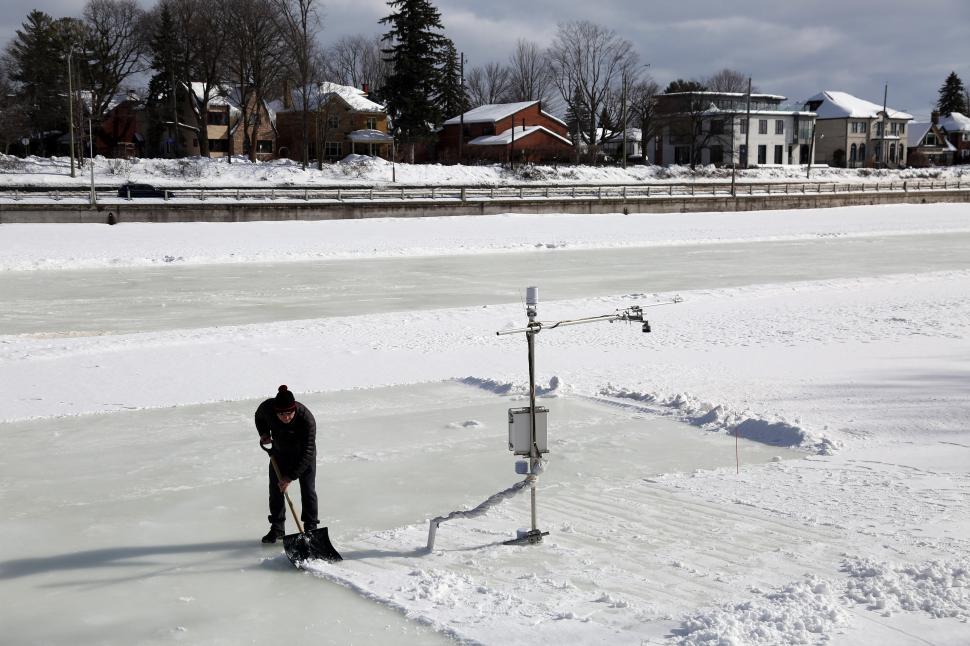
[
  {"left": 362, "top": 83, "right": 369, "bottom": 96},
  {"left": 282, "top": 80, "right": 293, "bottom": 111},
  {"left": 931, "top": 110, "right": 940, "bottom": 125}
]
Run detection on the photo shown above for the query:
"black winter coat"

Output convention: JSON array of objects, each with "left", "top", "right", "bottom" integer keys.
[{"left": 255, "top": 399, "right": 316, "bottom": 480}]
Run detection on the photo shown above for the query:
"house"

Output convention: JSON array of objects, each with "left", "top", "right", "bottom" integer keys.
[
  {"left": 600, "top": 128, "right": 643, "bottom": 162},
  {"left": 906, "top": 114, "right": 956, "bottom": 167},
  {"left": 938, "top": 111, "right": 970, "bottom": 164},
  {"left": 438, "top": 101, "right": 573, "bottom": 164},
  {"left": 803, "top": 91, "right": 912, "bottom": 168},
  {"left": 170, "top": 83, "right": 278, "bottom": 160},
  {"left": 654, "top": 91, "right": 816, "bottom": 167},
  {"left": 94, "top": 90, "right": 148, "bottom": 158},
  {"left": 273, "top": 83, "right": 392, "bottom": 162}
]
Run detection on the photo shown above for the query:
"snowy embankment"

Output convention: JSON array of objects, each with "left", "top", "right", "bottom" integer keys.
[
  {"left": 2, "top": 152, "right": 970, "bottom": 189},
  {"left": 3, "top": 203, "right": 970, "bottom": 271},
  {"left": 2, "top": 204, "right": 969, "bottom": 645}
]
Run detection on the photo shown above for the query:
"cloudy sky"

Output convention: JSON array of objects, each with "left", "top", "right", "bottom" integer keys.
[{"left": 4, "top": 0, "right": 968, "bottom": 120}]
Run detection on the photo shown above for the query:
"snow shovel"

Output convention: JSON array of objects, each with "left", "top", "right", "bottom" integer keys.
[{"left": 261, "top": 445, "right": 342, "bottom": 565}]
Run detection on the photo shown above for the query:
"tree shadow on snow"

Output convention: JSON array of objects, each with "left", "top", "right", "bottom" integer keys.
[{"left": 0, "top": 540, "right": 255, "bottom": 581}]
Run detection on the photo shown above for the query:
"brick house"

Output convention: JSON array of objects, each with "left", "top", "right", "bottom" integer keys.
[
  {"left": 95, "top": 91, "right": 148, "bottom": 158},
  {"left": 174, "top": 83, "right": 278, "bottom": 160},
  {"left": 803, "top": 91, "right": 912, "bottom": 168},
  {"left": 438, "top": 101, "right": 573, "bottom": 164},
  {"left": 273, "top": 83, "right": 391, "bottom": 162},
  {"left": 906, "top": 113, "right": 956, "bottom": 167},
  {"left": 938, "top": 111, "right": 970, "bottom": 164}
]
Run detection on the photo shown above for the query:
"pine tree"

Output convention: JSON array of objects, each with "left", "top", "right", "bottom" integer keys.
[
  {"left": 146, "top": 4, "right": 183, "bottom": 157},
  {"left": 379, "top": 0, "right": 448, "bottom": 146},
  {"left": 6, "top": 10, "right": 77, "bottom": 154},
  {"left": 435, "top": 39, "right": 467, "bottom": 122},
  {"left": 937, "top": 71, "right": 968, "bottom": 116}
]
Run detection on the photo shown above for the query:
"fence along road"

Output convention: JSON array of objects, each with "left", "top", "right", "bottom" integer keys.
[{"left": 1, "top": 178, "right": 969, "bottom": 223}]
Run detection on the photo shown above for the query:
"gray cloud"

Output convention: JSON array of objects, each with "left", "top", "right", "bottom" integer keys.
[{"left": 3, "top": 0, "right": 967, "bottom": 120}]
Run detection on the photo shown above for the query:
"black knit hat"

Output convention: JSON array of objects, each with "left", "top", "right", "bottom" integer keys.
[{"left": 273, "top": 385, "right": 297, "bottom": 412}]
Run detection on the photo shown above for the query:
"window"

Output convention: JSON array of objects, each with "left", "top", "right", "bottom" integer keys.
[
  {"left": 709, "top": 119, "right": 724, "bottom": 135},
  {"left": 207, "top": 111, "right": 229, "bottom": 126},
  {"left": 926, "top": 133, "right": 937, "bottom": 146},
  {"left": 739, "top": 119, "right": 748, "bottom": 134},
  {"left": 325, "top": 141, "right": 342, "bottom": 157},
  {"left": 674, "top": 146, "right": 691, "bottom": 165},
  {"left": 738, "top": 144, "right": 748, "bottom": 165},
  {"left": 858, "top": 143, "right": 866, "bottom": 162},
  {"left": 758, "top": 119, "right": 768, "bottom": 134},
  {"left": 774, "top": 144, "right": 783, "bottom": 164},
  {"left": 850, "top": 144, "right": 857, "bottom": 162},
  {"left": 256, "top": 140, "right": 273, "bottom": 153},
  {"left": 208, "top": 139, "right": 229, "bottom": 152},
  {"left": 861, "top": 122, "right": 867, "bottom": 133},
  {"left": 366, "top": 117, "right": 377, "bottom": 130},
  {"left": 757, "top": 144, "right": 767, "bottom": 164},
  {"left": 876, "top": 122, "right": 884, "bottom": 137},
  {"left": 775, "top": 120, "right": 784, "bottom": 135},
  {"left": 889, "top": 143, "right": 896, "bottom": 163},
  {"left": 327, "top": 114, "right": 340, "bottom": 129}
]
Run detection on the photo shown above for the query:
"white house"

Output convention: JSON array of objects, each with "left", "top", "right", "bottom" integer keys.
[{"left": 803, "top": 91, "right": 913, "bottom": 168}]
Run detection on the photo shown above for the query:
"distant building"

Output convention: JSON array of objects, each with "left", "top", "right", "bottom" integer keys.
[
  {"left": 803, "top": 91, "right": 912, "bottom": 168},
  {"left": 438, "top": 101, "right": 573, "bottom": 164},
  {"left": 171, "top": 83, "right": 279, "bottom": 160},
  {"left": 654, "top": 91, "right": 816, "bottom": 167},
  {"left": 938, "top": 111, "right": 970, "bottom": 164},
  {"left": 906, "top": 112, "right": 956, "bottom": 167},
  {"left": 95, "top": 90, "right": 147, "bottom": 158},
  {"left": 273, "top": 83, "right": 392, "bottom": 162}
]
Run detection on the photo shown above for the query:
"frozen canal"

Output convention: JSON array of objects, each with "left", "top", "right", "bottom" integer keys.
[
  {"left": 0, "top": 381, "right": 798, "bottom": 646},
  {"left": 3, "top": 232, "right": 970, "bottom": 335}
]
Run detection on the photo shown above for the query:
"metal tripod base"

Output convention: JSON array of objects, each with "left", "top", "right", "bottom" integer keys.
[{"left": 503, "top": 529, "right": 549, "bottom": 546}]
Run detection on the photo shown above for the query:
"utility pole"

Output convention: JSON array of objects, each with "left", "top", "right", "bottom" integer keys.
[
  {"left": 458, "top": 52, "right": 464, "bottom": 165},
  {"left": 67, "top": 46, "right": 77, "bottom": 178},
  {"left": 621, "top": 71, "right": 628, "bottom": 169},
  {"left": 743, "top": 77, "right": 752, "bottom": 168},
  {"left": 880, "top": 83, "right": 889, "bottom": 168},
  {"left": 88, "top": 117, "right": 96, "bottom": 206},
  {"left": 170, "top": 69, "right": 179, "bottom": 157}
]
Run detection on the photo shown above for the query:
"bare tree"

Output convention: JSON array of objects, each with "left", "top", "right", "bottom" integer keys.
[
  {"left": 81, "top": 0, "right": 147, "bottom": 123},
  {"left": 275, "top": 0, "right": 320, "bottom": 169},
  {"left": 505, "top": 39, "right": 553, "bottom": 105},
  {"left": 627, "top": 77, "right": 660, "bottom": 159},
  {"left": 226, "top": 0, "right": 288, "bottom": 161},
  {"left": 466, "top": 62, "right": 509, "bottom": 107},
  {"left": 704, "top": 68, "right": 756, "bottom": 93},
  {"left": 547, "top": 20, "right": 637, "bottom": 163},
  {"left": 324, "top": 34, "right": 389, "bottom": 95}
]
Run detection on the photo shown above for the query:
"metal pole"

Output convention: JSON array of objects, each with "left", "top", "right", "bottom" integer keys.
[
  {"left": 527, "top": 328, "right": 538, "bottom": 532},
  {"left": 391, "top": 138, "right": 396, "bottom": 183},
  {"left": 743, "top": 78, "right": 752, "bottom": 168},
  {"left": 68, "top": 47, "right": 76, "bottom": 178},
  {"left": 880, "top": 83, "right": 889, "bottom": 168},
  {"left": 806, "top": 122, "right": 817, "bottom": 179},
  {"left": 88, "top": 118, "right": 96, "bottom": 206},
  {"left": 458, "top": 52, "right": 464, "bottom": 165}
]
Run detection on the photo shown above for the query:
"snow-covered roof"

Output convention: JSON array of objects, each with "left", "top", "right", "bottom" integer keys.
[
  {"left": 445, "top": 102, "right": 539, "bottom": 125},
  {"left": 602, "top": 128, "right": 642, "bottom": 144},
  {"left": 468, "top": 124, "right": 572, "bottom": 147},
  {"left": 938, "top": 112, "right": 970, "bottom": 133},
  {"left": 663, "top": 91, "right": 787, "bottom": 101},
  {"left": 275, "top": 82, "right": 385, "bottom": 113},
  {"left": 907, "top": 122, "right": 957, "bottom": 150},
  {"left": 806, "top": 91, "right": 913, "bottom": 120},
  {"left": 347, "top": 129, "right": 393, "bottom": 143}
]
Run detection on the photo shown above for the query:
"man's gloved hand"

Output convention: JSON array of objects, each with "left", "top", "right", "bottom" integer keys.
[
  {"left": 278, "top": 478, "right": 291, "bottom": 493},
  {"left": 259, "top": 434, "right": 272, "bottom": 446}
]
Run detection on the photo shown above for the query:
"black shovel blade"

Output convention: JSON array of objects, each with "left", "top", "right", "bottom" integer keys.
[{"left": 283, "top": 526, "right": 342, "bottom": 565}]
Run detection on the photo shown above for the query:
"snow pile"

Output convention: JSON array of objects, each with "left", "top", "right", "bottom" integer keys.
[
  {"left": 675, "top": 576, "right": 848, "bottom": 645},
  {"left": 843, "top": 557, "right": 970, "bottom": 619}
]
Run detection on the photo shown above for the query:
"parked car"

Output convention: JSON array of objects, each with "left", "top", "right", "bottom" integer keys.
[{"left": 117, "top": 183, "right": 170, "bottom": 198}]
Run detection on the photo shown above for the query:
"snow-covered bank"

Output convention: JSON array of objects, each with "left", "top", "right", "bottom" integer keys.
[
  {"left": 3, "top": 202, "right": 970, "bottom": 271},
  {"left": 3, "top": 152, "right": 970, "bottom": 189}
]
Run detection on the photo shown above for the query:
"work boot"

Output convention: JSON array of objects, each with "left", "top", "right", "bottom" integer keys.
[
  {"left": 261, "top": 527, "right": 284, "bottom": 544},
  {"left": 304, "top": 522, "right": 318, "bottom": 532}
]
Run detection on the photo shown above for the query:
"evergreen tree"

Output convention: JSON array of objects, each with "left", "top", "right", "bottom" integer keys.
[
  {"left": 564, "top": 85, "right": 590, "bottom": 161},
  {"left": 5, "top": 11, "right": 78, "bottom": 154},
  {"left": 379, "top": 0, "right": 448, "bottom": 147},
  {"left": 663, "top": 79, "right": 707, "bottom": 94},
  {"left": 145, "top": 4, "right": 183, "bottom": 156},
  {"left": 937, "top": 71, "right": 968, "bottom": 116},
  {"left": 435, "top": 39, "right": 467, "bottom": 122}
]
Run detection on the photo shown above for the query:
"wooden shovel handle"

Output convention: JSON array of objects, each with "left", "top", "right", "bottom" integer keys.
[{"left": 268, "top": 453, "right": 304, "bottom": 534}]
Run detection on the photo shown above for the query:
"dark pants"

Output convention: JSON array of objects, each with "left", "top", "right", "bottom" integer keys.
[{"left": 268, "top": 460, "right": 318, "bottom": 532}]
